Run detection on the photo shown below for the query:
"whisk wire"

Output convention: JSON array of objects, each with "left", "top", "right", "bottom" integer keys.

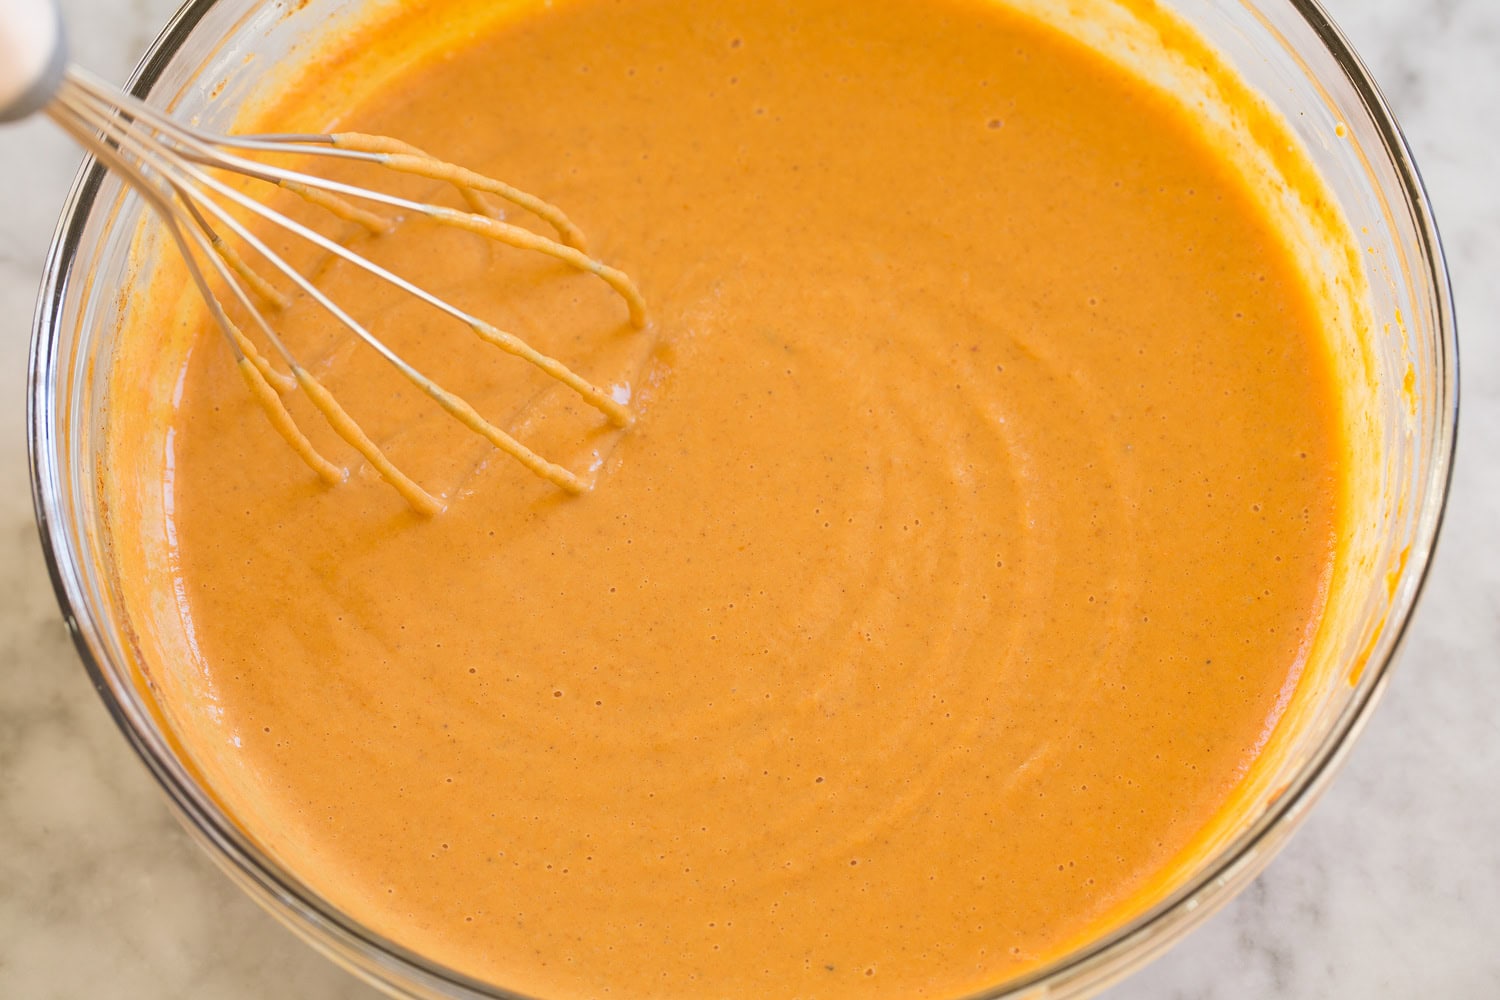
[
  {"left": 64, "top": 71, "right": 645, "bottom": 321},
  {"left": 202, "top": 131, "right": 590, "bottom": 251},
  {"left": 48, "top": 67, "right": 648, "bottom": 510},
  {"left": 48, "top": 96, "right": 349, "bottom": 489},
  {"left": 159, "top": 153, "right": 613, "bottom": 492},
  {"left": 64, "top": 70, "right": 637, "bottom": 421},
  {"left": 71, "top": 98, "right": 511, "bottom": 507}
]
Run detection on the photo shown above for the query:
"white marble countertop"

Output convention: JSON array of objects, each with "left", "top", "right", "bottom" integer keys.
[{"left": 1, "top": 0, "right": 1496, "bottom": 997}]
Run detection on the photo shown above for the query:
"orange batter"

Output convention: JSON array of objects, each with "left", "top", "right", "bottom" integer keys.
[{"left": 111, "top": 0, "right": 1345, "bottom": 996}]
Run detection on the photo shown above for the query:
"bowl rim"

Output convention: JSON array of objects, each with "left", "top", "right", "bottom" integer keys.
[{"left": 26, "top": 0, "right": 1459, "bottom": 996}]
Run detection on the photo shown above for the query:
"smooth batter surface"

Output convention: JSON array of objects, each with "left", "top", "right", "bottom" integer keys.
[{"left": 124, "top": 0, "right": 1343, "bottom": 996}]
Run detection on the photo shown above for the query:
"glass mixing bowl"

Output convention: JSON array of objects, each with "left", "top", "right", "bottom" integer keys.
[{"left": 27, "top": 0, "right": 1456, "bottom": 996}]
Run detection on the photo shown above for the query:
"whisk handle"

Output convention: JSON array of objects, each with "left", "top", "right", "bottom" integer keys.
[{"left": 0, "top": 0, "right": 66, "bottom": 123}]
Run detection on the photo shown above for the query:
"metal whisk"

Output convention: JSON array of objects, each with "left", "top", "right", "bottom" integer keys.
[{"left": 1, "top": 0, "right": 648, "bottom": 515}]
